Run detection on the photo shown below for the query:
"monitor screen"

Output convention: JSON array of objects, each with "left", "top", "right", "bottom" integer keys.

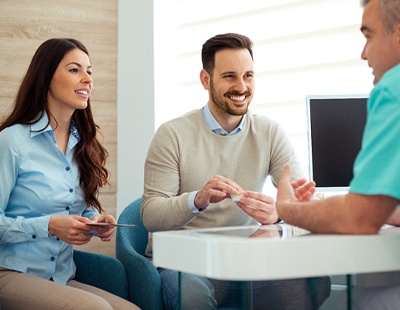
[{"left": 306, "top": 95, "right": 368, "bottom": 192}]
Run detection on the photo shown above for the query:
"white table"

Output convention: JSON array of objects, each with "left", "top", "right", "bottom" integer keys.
[
  {"left": 153, "top": 224, "right": 400, "bottom": 309},
  {"left": 153, "top": 224, "right": 400, "bottom": 281}
]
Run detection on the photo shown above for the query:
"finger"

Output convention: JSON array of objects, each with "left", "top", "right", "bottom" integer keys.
[
  {"left": 242, "top": 191, "right": 274, "bottom": 203},
  {"left": 279, "top": 164, "right": 292, "bottom": 187},
  {"left": 98, "top": 228, "right": 114, "bottom": 239},
  {"left": 291, "top": 178, "right": 308, "bottom": 189},
  {"left": 211, "top": 176, "right": 243, "bottom": 193}
]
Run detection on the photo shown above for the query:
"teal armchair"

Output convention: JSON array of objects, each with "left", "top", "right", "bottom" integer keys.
[
  {"left": 116, "top": 197, "right": 163, "bottom": 310},
  {"left": 73, "top": 250, "right": 129, "bottom": 299}
]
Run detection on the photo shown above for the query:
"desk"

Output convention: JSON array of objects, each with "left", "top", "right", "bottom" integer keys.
[{"left": 153, "top": 224, "right": 400, "bottom": 309}]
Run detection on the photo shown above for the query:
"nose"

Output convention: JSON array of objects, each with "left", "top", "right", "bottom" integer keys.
[
  {"left": 361, "top": 44, "right": 367, "bottom": 60},
  {"left": 234, "top": 77, "right": 247, "bottom": 93},
  {"left": 82, "top": 72, "right": 93, "bottom": 84}
]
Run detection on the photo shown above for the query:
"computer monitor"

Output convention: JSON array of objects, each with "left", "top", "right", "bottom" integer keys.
[{"left": 306, "top": 95, "right": 368, "bottom": 192}]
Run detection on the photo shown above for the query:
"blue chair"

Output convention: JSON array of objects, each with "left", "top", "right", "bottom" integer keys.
[
  {"left": 73, "top": 249, "right": 129, "bottom": 299},
  {"left": 116, "top": 198, "right": 238, "bottom": 310},
  {"left": 116, "top": 197, "right": 163, "bottom": 310}
]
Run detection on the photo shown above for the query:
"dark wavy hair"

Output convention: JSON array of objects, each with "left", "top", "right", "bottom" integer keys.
[
  {"left": 201, "top": 33, "right": 254, "bottom": 75},
  {"left": 0, "top": 38, "right": 109, "bottom": 212}
]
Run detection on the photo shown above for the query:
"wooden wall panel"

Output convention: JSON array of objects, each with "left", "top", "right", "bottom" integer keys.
[{"left": 0, "top": 0, "right": 118, "bottom": 256}]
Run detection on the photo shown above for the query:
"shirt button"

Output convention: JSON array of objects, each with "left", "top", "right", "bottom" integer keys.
[
  {"left": 32, "top": 235, "right": 36, "bottom": 239},
  {"left": 66, "top": 206, "right": 70, "bottom": 211},
  {"left": 69, "top": 189, "right": 73, "bottom": 193},
  {"left": 66, "top": 167, "right": 70, "bottom": 171},
  {"left": 51, "top": 257, "right": 55, "bottom": 261}
]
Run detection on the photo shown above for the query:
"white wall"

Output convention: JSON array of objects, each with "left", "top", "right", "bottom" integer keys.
[
  {"left": 117, "top": 0, "right": 155, "bottom": 214},
  {"left": 153, "top": 0, "right": 373, "bottom": 195},
  {"left": 117, "top": 0, "right": 375, "bottom": 213}
]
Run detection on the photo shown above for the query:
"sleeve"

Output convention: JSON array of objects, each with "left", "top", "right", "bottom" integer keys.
[
  {"left": 141, "top": 123, "right": 199, "bottom": 232},
  {"left": 350, "top": 87, "right": 400, "bottom": 200},
  {"left": 267, "top": 121, "right": 305, "bottom": 188},
  {"left": 0, "top": 131, "right": 50, "bottom": 243},
  {"left": 0, "top": 131, "right": 17, "bottom": 213},
  {"left": 82, "top": 207, "right": 99, "bottom": 219}
]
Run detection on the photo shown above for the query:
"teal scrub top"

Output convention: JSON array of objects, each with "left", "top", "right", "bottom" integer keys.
[{"left": 350, "top": 64, "right": 400, "bottom": 201}]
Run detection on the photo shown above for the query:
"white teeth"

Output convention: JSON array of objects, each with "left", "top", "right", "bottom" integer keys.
[
  {"left": 230, "top": 95, "right": 245, "bottom": 101},
  {"left": 75, "top": 90, "right": 89, "bottom": 95}
]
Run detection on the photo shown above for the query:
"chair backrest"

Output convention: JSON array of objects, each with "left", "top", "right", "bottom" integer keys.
[
  {"left": 117, "top": 197, "right": 148, "bottom": 256},
  {"left": 116, "top": 197, "right": 164, "bottom": 310}
]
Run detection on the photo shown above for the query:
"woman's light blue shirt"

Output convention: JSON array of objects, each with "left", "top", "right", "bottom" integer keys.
[
  {"left": 350, "top": 64, "right": 400, "bottom": 201},
  {"left": 0, "top": 113, "right": 98, "bottom": 284}
]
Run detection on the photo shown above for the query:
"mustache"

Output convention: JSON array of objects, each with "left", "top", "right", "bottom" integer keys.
[{"left": 224, "top": 91, "right": 251, "bottom": 97}]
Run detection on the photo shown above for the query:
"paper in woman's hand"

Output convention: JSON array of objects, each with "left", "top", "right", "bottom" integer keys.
[{"left": 86, "top": 222, "right": 136, "bottom": 227}]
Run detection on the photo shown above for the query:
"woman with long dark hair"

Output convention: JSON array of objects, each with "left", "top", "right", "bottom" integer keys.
[{"left": 0, "top": 38, "right": 139, "bottom": 310}]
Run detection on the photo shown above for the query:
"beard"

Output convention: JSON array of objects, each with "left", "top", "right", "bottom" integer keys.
[{"left": 209, "top": 79, "right": 252, "bottom": 116}]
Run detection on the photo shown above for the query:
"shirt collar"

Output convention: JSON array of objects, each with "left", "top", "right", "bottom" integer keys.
[
  {"left": 30, "top": 113, "right": 80, "bottom": 142},
  {"left": 202, "top": 103, "right": 245, "bottom": 136},
  {"left": 30, "top": 113, "right": 53, "bottom": 138}
]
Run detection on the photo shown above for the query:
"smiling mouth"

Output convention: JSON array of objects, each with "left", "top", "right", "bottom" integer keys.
[
  {"left": 229, "top": 95, "right": 246, "bottom": 101},
  {"left": 75, "top": 90, "right": 89, "bottom": 96}
]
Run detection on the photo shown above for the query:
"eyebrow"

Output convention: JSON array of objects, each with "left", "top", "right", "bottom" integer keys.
[
  {"left": 221, "top": 70, "right": 254, "bottom": 75},
  {"left": 66, "top": 62, "right": 92, "bottom": 69}
]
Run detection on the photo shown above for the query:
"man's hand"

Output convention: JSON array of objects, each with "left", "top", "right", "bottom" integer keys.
[
  {"left": 194, "top": 175, "right": 243, "bottom": 210},
  {"left": 236, "top": 191, "right": 279, "bottom": 224},
  {"left": 276, "top": 164, "right": 316, "bottom": 213}
]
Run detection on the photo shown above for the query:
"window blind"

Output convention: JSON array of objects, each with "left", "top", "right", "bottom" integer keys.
[{"left": 154, "top": 0, "right": 372, "bottom": 193}]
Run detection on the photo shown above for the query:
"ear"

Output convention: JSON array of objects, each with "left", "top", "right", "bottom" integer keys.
[{"left": 200, "top": 69, "right": 211, "bottom": 90}]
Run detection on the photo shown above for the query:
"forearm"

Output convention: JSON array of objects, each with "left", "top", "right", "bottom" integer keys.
[
  {"left": 279, "top": 194, "right": 397, "bottom": 234},
  {"left": 279, "top": 195, "right": 347, "bottom": 233},
  {"left": 141, "top": 193, "right": 197, "bottom": 232}
]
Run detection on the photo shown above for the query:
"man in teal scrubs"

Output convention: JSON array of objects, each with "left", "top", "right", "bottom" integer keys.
[
  {"left": 275, "top": 0, "right": 400, "bottom": 308},
  {"left": 276, "top": 0, "right": 400, "bottom": 238}
]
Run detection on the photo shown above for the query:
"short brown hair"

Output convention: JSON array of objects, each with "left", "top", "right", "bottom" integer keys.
[{"left": 201, "top": 33, "right": 253, "bottom": 75}]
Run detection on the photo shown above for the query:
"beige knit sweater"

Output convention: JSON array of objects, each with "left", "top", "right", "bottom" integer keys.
[{"left": 142, "top": 109, "right": 304, "bottom": 258}]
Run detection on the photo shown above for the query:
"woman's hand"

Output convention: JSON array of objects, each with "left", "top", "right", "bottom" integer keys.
[
  {"left": 48, "top": 215, "right": 95, "bottom": 245},
  {"left": 90, "top": 214, "right": 116, "bottom": 241},
  {"left": 48, "top": 214, "right": 117, "bottom": 244}
]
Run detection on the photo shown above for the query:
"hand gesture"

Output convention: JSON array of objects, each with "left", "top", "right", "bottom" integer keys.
[
  {"left": 194, "top": 175, "right": 243, "bottom": 210},
  {"left": 276, "top": 164, "right": 316, "bottom": 211},
  {"left": 236, "top": 191, "right": 279, "bottom": 224}
]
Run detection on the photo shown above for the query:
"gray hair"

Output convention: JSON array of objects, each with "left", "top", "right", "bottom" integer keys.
[{"left": 361, "top": 0, "right": 400, "bottom": 33}]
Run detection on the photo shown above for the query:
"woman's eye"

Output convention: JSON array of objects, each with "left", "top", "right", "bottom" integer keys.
[{"left": 69, "top": 68, "right": 79, "bottom": 73}]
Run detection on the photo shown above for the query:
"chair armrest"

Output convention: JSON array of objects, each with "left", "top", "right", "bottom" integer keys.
[
  {"left": 116, "top": 229, "right": 163, "bottom": 310},
  {"left": 73, "top": 250, "right": 129, "bottom": 300}
]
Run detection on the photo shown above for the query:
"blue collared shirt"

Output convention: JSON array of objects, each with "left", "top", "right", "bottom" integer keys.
[
  {"left": 188, "top": 103, "right": 246, "bottom": 212},
  {"left": 0, "top": 113, "right": 98, "bottom": 284},
  {"left": 202, "top": 103, "right": 246, "bottom": 136}
]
